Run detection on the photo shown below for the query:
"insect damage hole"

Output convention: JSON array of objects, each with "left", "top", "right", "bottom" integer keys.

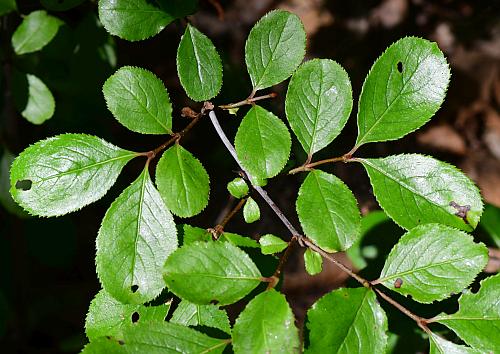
[
  {"left": 394, "top": 278, "right": 403, "bottom": 288},
  {"left": 131, "top": 312, "right": 140, "bottom": 323},
  {"left": 15, "top": 179, "right": 32, "bottom": 191},
  {"left": 397, "top": 61, "right": 403, "bottom": 73},
  {"left": 130, "top": 285, "right": 139, "bottom": 293}
]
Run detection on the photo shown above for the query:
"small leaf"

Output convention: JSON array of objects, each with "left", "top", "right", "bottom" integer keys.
[
  {"left": 227, "top": 177, "right": 249, "bottom": 199},
  {"left": 103, "top": 66, "right": 172, "bottom": 134},
  {"left": 285, "top": 59, "right": 353, "bottom": 156},
  {"left": 306, "top": 288, "right": 388, "bottom": 353},
  {"left": 304, "top": 249, "right": 322, "bottom": 275},
  {"left": 259, "top": 234, "right": 288, "bottom": 255},
  {"left": 156, "top": 145, "right": 210, "bottom": 217},
  {"left": 20, "top": 74, "right": 55, "bottom": 125},
  {"left": 171, "top": 300, "right": 231, "bottom": 334},
  {"left": 12, "top": 10, "right": 63, "bottom": 55},
  {"left": 296, "top": 170, "right": 361, "bottom": 252},
  {"left": 163, "top": 241, "right": 262, "bottom": 305},
  {"left": 479, "top": 204, "right": 500, "bottom": 248},
  {"left": 245, "top": 10, "right": 306, "bottom": 91},
  {"left": 177, "top": 24, "right": 222, "bottom": 101},
  {"left": 235, "top": 105, "right": 291, "bottom": 180},
  {"left": 81, "top": 337, "right": 123, "bottom": 353},
  {"left": 435, "top": 273, "right": 500, "bottom": 352},
  {"left": 232, "top": 289, "right": 300, "bottom": 354},
  {"left": 376, "top": 224, "right": 488, "bottom": 303},
  {"left": 360, "top": 154, "right": 483, "bottom": 231},
  {"left": 356, "top": 37, "right": 450, "bottom": 146},
  {"left": 243, "top": 197, "right": 260, "bottom": 223},
  {"left": 10, "top": 134, "right": 135, "bottom": 217},
  {"left": 96, "top": 167, "right": 177, "bottom": 304},
  {"left": 428, "top": 333, "right": 481, "bottom": 354},
  {"left": 181, "top": 224, "right": 212, "bottom": 245},
  {"left": 85, "top": 289, "right": 170, "bottom": 341},
  {"left": 221, "top": 232, "right": 259, "bottom": 249},
  {"left": 0, "top": 0, "right": 17, "bottom": 16}
]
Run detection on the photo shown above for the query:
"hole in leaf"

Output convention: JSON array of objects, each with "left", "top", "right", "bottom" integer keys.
[
  {"left": 131, "top": 312, "right": 139, "bottom": 323},
  {"left": 16, "top": 179, "right": 32, "bottom": 191},
  {"left": 118, "top": 340, "right": 125, "bottom": 345},
  {"left": 130, "top": 285, "right": 139, "bottom": 293},
  {"left": 397, "top": 61, "right": 403, "bottom": 73},
  {"left": 210, "top": 299, "right": 219, "bottom": 305},
  {"left": 394, "top": 278, "right": 403, "bottom": 288}
]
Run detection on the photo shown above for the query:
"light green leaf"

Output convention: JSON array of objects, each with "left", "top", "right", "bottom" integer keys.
[
  {"left": 435, "top": 273, "right": 500, "bottom": 352},
  {"left": 171, "top": 300, "right": 231, "bottom": 334},
  {"left": 12, "top": 10, "right": 63, "bottom": 55},
  {"left": 10, "top": 134, "right": 135, "bottom": 217},
  {"left": 181, "top": 224, "right": 212, "bottom": 245},
  {"left": 156, "top": 144, "right": 210, "bottom": 217},
  {"left": 103, "top": 66, "right": 172, "bottom": 134},
  {"left": 0, "top": 150, "right": 28, "bottom": 217},
  {"left": 233, "top": 289, "right": 300, "bottom": 354},
  {"left": 356, "top": 37, "right": 450, "bottom": 146},
  {"left": 376, "top": 224, "right": 488, "bottom": 303},
  {"left": 243, "top": 197, "right": 260, "bottom": 223},
  {"left": 221, "top": 232, "right": 259, "bottom": 249},
  {"left": 163, "top": 241, "right": 261, "bottom": 305},
  {"left": 227, "top": 177, "right": 249, "bottom": 199},
  {"left": 20, "top": 74, "right": 55, "bottom": 125},
  {"left": 285, "top": 59, "right": 353, "bottom": 156},
  {"left": 96, "top": 167, "right": 177, "bottom": 304},
  {"left": 306, "top": 288, "right": 388, "bottom": 353},
  {"left": 177, "top": 24, "right": 222, "bottom": 101},
  {"left": 304, "top": 249, "right": 322, "bottom": 275},
  {"left": 245, "top": 10, "right": 306, "bottom": 91},
  {"left": 0, "top": 0, "right": 17, "bottom": 16},
  {"left": 429, "top": 333, "right": 481, "bottom": 354},
  {"left": 360, "top": 154, "right": 483, "bottom": 231},
  {"left": 85, "top": 289, "right": 170, "bottom": 341},
  {"left": 296, "top": 170, "right": 360, "bottom": 252},
  {"left": 479, "top": 204, "right": 500, "bottom": 248},
  {"left": 259, "top": 234, "right": 288, "bottom": 255},
  {"left": 41, "top": 0, "right": 85, "bottom": 11},
  {"left": 235, "top": 105, "right": 291, "bottom": 180}
]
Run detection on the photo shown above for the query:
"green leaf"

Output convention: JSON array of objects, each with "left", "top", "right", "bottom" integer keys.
[
  {"left": 96, "top": 167, "right": 177, "bottom": 304},
  {"left": 0, "top": 0, "right": 17, "bottom": 16},
  {"left": 304, "top": 248, "right": 322, "bottom": 275},
  {"left": 85, "top": 289, "right": 170, "bottom": 341},
  {"left": 12, "top": 10, "right": 63, "bottom": 55},
  {"left": 221, "top": 232, "right": 259, "bottom": 249},
  {"left": 81, "top": 337, "right": 123, "bottom": 354},
  {"left": 181, "top": 224, "right": 212, "bottom": 245},
  {"left": 296, "top": 170, "right": 361, "bottom": 252},
  {"left": 235, "top": 105, "right": 291, "bottom": 180},
  {"left": 259, "top": 234, "right": 288, "bottom": 255},
  {"left": 232, "top": 289, "right": 300, "bottom": 353},
  {"left": 177, "top": 24, "right": 222, "bottom": 101},
  {"left": 10, "top": 134, "right": 135, "bottom": 217},
  {"left": 356, "top": 37, "right": 450, "bottom": 146},
  {"left": 0, "top": 150, "right": 28, "bottom": 217},
  {"left": 156, "top": 145, "right": 210, "bottom": 217},
  {"left": 171, "top": 300, "right": 231, "bottom": 334},
  {"left": 435, "top": 273, "right": 500, "bottom": 352},
  {"left": 227, "top": 177, "right": 249, "bottom": 199},
  {"left": 479, "top": 204, "right": 500, "bottom": 248},
  {"left": 285, "top": 59, "right": 353, "bottom": 156},
  {"left": 163, "top": 241, "right": 261, "bottom": 305},
  {"left": 20, "top": 74, "right": 55, "bottom": 125},
  {"left": 243, "top": 197, "right": 260, "bottom": 223},
  {"left": 245, "top": 10, "right": 306, "bottom": 91},
  {"left": 376, "top": 224, "right": 488, "bottom": 303},
  {"left": 103, "top": 66, "right": 172, "bottom": 134},
  {"left": 360, "top": 154, "right": 483, "bottom": 231},
  {"left": 306, "top": 288, "right": 388, "bottom": 353},
  {"left": 41, "top": 0, "right": 85, "bottom": 11},
  {"left": 428, "top": 333, "right": 480, "bottom": 354}
]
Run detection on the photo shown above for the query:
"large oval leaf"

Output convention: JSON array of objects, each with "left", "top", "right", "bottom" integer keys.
[
  {"left": 360, "top": 154, "right": 483, "bottom": 231},
  {"left": 12, "top": 10, "right": 63, "bottom": 55},
  {"left": 235, "top": 105, "right": 291, "bottom": 180},
  {"left": 245, "top": 10, "right": 306, "bottom": 91},
  {"left": 285, "top": 59, "right": 353, "bottom": 156},
  {"left": 233, "top": 289, "right": 300, "bottom": 353},
  {"left": 306, "top": 288, "right": 388, "bottom": 353},
  {"left": 376, "top": 224, "right": 488, "bottom": 303},
  {"left": 163, "top": 241, "right": 261, "bottom": 305},
  {"left": 155, "top": 144, "right": 210, "bottom": 217},
  {"left": 96, "top": 167, "right": 177, "bottom": 304},
  {"left": 103, "top": 66, "right": 172, "bottom": 134},
  {"left": 21, "top": 74, "right": 55, "bottom": 125},
  {"left": 170, "top": 300, "right": 231, "bottom": 334},
  {"left": 356, "top": 37, "right": 450, "bottom": 146},
  {"left": 177, "top": 24, "right": 222, "bottom": 101},
  {"left": 10, "top": 134, "right": 136, "bottom": 217},
  {"left": 296, "top": 170, "right": 360, "bottom": 252},
  {"left": 435, "top": 274, "right": 500, "bottom": 352}
]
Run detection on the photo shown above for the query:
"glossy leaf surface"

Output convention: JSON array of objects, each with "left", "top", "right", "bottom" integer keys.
[
  {"left": 243, "top": 197, "right": 260, "bottom": 223},
  {"left": 429, "top": 333, "right": 480, "bottom": 354},
  {"left": 171, "top": 300, "right": 231, "bottom": 334},
  {"left": 227, "top": 177, "right": 248, "bottom": 199},
  {"left": 259, "top": 234, "right": 288, "bottom": 255},
  {"left": 12, "top": 10, "right": 63, "bottom": 55},
  {"left": 304, "top": 248, "right": 323, "bottom": 275}
]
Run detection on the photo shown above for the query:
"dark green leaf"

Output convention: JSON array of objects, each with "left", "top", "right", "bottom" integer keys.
[
  {"left": 479, "top": 204, "right": 500, "bottom": 248},
  {"left": 243, "top": 197, "right": 260, "bottom": 223},
  {"left": 304, "top": 248, "right": 322, "bottom": 275},
  {"left": 10, "top": 134, "right": 135, "bottom": 217},
  {"left": 12, "top": 10, "right": 63, "bottom": 55},
  {"left": 171, "top": 300, "right": 231, "bottom": 334},
  {"left": 227, "top": 177, "right": 248, "bottom": 198},
  {"left": 0, "top": 0, "right": 17, "bottom": 16},
  {"left": 20, "top": 74, "right": 55, "bottom": 125},
  {"left": 163, "top": 241, "right": 261, "bottom": 305},
  {"left": 259, "top": 234, "right": 288, "bottom": 255},
  {"left": 356, "top": 37, "right": 450, "bottom": 146}
]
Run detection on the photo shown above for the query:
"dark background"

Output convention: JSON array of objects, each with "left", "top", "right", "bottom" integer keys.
[{"left": 1, "top": 0, "right": 499, "bottom": 352}]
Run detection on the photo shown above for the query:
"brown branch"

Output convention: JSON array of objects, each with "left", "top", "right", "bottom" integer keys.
[
  {"left": 206, "top": 0, "right": 225, "bottom": 20},
  {"left": 267, "top": 237, "right": 297, "bottom": 290},
  {"left": 208, "top": 197, "right": 247, "bottom": 239},
  {"left": 219, "top": 93, "right": 277, "bottom": 110}
]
